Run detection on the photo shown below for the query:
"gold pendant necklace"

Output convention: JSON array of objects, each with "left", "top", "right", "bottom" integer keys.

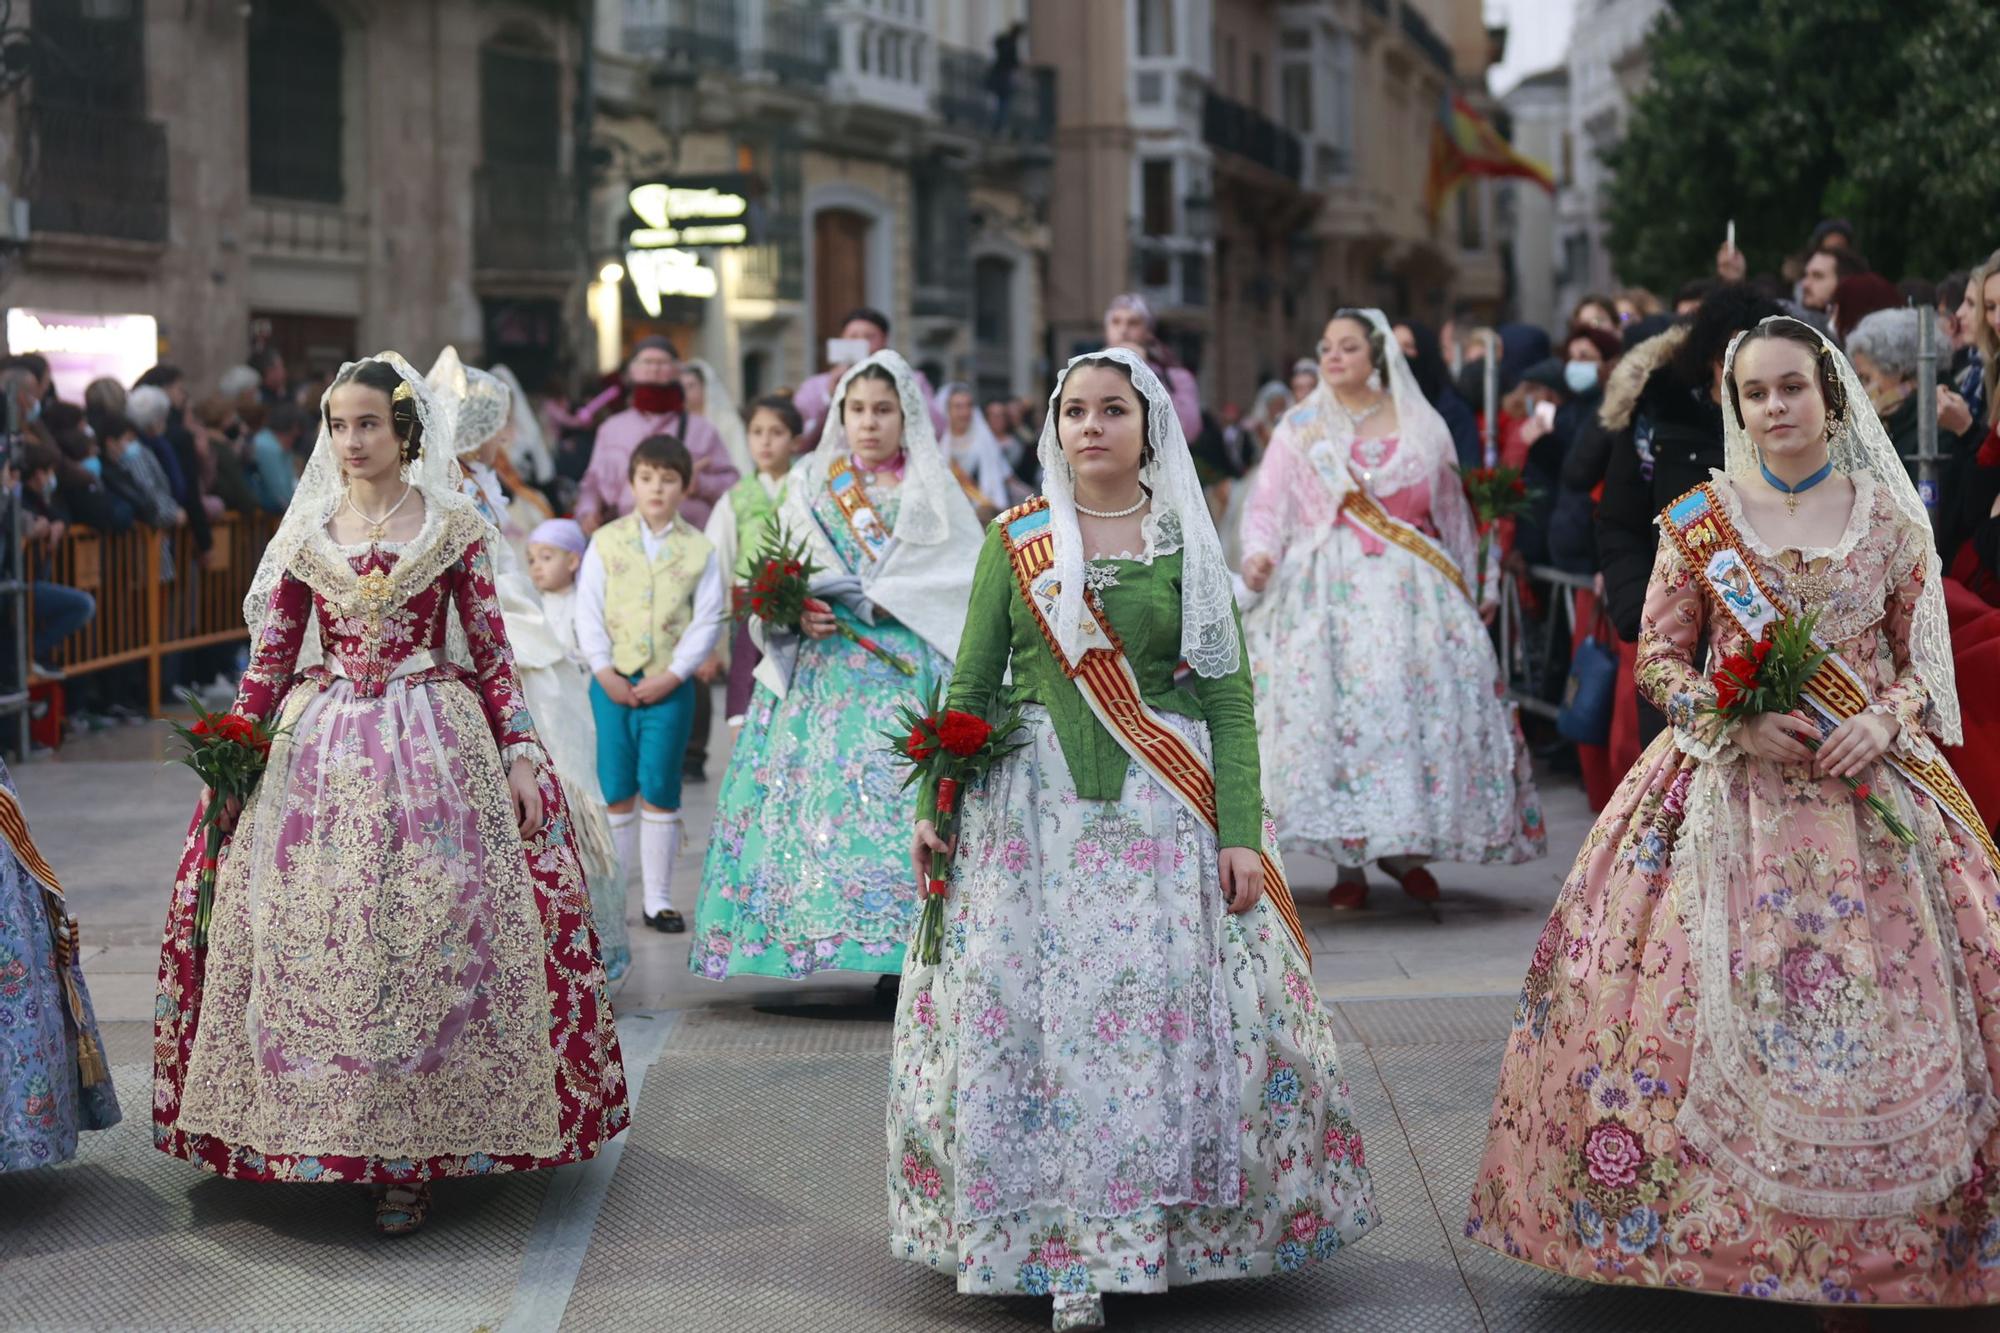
[{"left": 345, "top": 484, "right": 413, "bottom": 543}]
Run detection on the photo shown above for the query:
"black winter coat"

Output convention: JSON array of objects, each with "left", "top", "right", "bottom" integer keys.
[{"left": 1596, "top": 369, "right": 1727, "bottom": 641}]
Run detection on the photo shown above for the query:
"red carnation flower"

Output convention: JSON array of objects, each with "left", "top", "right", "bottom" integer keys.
[
  {"left": 191, "top": 718, "right": 212, "bottom": 738},
  {"left": 906, "top": 721, "right": 937, "bottom": 764},
  {"left": 936, "top": 710, "right": 993, "bottom": 758}
]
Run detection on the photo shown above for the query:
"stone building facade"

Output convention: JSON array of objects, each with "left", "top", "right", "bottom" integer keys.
[
  {"left": 4, "top": 0, "right": 588, "bottom": 394},
  {"left": 1040, "top": 0, "right": 1505, "bottom": 413},
  {"left": 590, "top": 0, "right": 1050, "bottom": 407}
]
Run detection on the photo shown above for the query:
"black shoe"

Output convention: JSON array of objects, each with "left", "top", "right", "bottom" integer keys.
[
  {"left": 682, "top": 762, "right": 707, "bottom": 783},
  {"left": 874, "top": 974, "right": 901, "bottom": 1004},
  {"left": 645, "top": 909, "right": 686, "bottom": 933}
]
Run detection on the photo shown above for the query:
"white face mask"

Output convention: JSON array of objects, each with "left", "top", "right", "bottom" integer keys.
[{"left": 1563, "top": 360, "right": 1600, "bottom": 394}]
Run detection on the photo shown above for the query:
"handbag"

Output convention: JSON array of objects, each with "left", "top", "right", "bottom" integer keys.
[{"left": 1557, "top": 608, "right": 1619, "bottom": 747}]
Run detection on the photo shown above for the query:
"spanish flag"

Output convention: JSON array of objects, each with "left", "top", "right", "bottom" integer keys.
[{"left": 1425, "top": 91, "right": 1555, "bottom": 220}]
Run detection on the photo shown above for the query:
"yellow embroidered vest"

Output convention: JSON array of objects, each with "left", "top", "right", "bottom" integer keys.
[{"left": 594, "top": 514, "right": 714, "bottom": 675}]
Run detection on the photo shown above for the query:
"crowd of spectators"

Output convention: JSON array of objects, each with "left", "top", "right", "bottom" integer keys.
[{"left": 1462, "top": 221, "right": 2000, "bottom": 833}]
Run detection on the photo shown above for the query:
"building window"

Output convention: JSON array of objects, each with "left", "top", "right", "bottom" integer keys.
[
  {"left": 33, "top": 0, "right": 147, "bottom": 113},
  {"left": 1141, "top": 159, "right": 1175, "bottom": 237},
  {"left": 1136, "top": 0, "right": 1174, "bottom": 58},
  {"left": 481, "top": 38, "right": 561, "bottom": 168},
  {"left": 1280, "top": 63, "right": 1311, "bottom": 133},
  {"left": 247, "top": 0, "right": 344, "bottom": 202},
  {"left": 1249, "top": 53, "right": 1264, "bottom": 112},
  {"left": 1457, "top": 185, "right": 1483, "bottom": 251}
]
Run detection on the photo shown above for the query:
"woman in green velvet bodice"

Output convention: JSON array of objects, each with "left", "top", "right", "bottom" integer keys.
[{"left": 887, "top": 351, "right": 1375, "bottom": 1333}]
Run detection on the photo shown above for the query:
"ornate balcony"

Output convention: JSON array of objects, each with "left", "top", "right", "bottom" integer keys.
[{"left": 1202, "top": 90, "right": 1304, "bottom": 184}]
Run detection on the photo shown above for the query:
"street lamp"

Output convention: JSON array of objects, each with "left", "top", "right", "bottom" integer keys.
[{"left": 649, "top": 63, "right": 699, "bottom": 166}]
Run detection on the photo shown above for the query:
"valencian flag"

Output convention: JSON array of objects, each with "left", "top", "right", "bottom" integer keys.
[{"left": 1425, "top": 90, "right": 1555, "bottom": 220}]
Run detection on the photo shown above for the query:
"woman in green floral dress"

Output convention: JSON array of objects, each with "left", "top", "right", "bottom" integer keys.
[
  {"left": 690, "top": 351, "right": 983, "bottom": 981},
  {"left": 889, "top": 350, "right": 1376, "bottom": 1331}
]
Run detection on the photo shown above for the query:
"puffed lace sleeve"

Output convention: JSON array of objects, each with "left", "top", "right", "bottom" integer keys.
[
  {"left": 1635, "top": 537, "right": 1735, "bottom": 761},
  {"left": 447, "top": 537, "right": 544, "bottom": 767}
]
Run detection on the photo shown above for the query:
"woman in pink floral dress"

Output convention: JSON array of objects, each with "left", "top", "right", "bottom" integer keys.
[
  {"left": 154, "top": 356, "right": 627, "bottom": 1235},
  {"left": 1467, "top": 317, "right": 2000, "bottom": 1312}
]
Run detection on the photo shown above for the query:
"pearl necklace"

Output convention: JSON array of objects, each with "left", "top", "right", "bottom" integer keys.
[
  {"left": 1075, "top": 489, "right": 1149, "bottom": 519},
  {"left": 345, "top": 483, "right": 414, "bottom": 542}
]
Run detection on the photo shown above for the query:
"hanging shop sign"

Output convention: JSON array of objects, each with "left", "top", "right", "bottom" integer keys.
[
  {"left": 5, "top": 308, "right": 159, "bottom": 402},
  {"left": 624, "top": 175, "right": 758, "bottom": 250},
  {"left": 625, "top": 247, "right": 719, "bottom": 316}
]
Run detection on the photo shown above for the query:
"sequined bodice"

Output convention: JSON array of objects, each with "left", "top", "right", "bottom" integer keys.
[{"left": 313, "top": 545, "right": 457, "bottom": 692}]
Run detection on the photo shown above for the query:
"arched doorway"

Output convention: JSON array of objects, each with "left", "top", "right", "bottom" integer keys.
[{"left": 813, "top": 208, "right": 872, "bottom": 350}]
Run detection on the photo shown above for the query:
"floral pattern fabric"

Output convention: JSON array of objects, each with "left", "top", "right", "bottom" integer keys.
[
  {"left": 1, "top": 765, "right": 120, "bottom": 1172},
  {"left": 1467, "top": 476, "right": 2000, "bottom": 1305},
  {"left": 889, "top": 708, "right": 1376, "bottom": 1298},
  {"left": 1244, "top": 431, "right": 1544, "bottom": 867},
  {"left": 154, "top": 518, "right": 629, "bottom": 1183},
  {"left": 690, "top": 480, "right": 949, "bottom": 980}
]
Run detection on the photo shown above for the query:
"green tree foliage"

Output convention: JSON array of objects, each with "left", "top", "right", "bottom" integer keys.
[{"left": 1603, "top": 0, "right": 2000, "bottom": 291}]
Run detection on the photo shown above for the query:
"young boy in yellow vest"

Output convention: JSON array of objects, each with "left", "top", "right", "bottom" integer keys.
[{"left": 576, "top": 435, "right": 725, "bottom": 933}]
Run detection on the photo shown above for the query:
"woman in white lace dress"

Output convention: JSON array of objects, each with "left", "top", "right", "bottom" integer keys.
[{"left": 1240, "top": 309, "right": 1544, "bottom": 908}]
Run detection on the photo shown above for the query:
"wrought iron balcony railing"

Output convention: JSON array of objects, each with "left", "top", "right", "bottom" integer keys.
[{"left": 23, "top": 101, "right": 169, "bottom": 243}]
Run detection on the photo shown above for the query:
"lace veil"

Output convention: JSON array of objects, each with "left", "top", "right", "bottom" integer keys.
[
  {"left": 686, "top": 358, "right": 754, "bottom": 478},
  {"left": 242, "top": 352, "right": 475, "bottom": 656},
  {"left": 1037, "top": 347, "right": 1240, "bottom": 677},
  {"left": 809, "top": 349, "right": 961, "bottom": 547},
  {"left": 1721, "top": 316, "right": 1960, "bottom": 744},
  {"left": 426, "top": 347, "right": 512, "bottom": 459},
  {"left": 489, "top": 362, "right": 555, "bottom": 484},
  {"left": 933, "top": 380, "right": 1013, "bottom": 506},
  {"left": 1291, "top": 309, "right": 1481, "bottom": 585}
]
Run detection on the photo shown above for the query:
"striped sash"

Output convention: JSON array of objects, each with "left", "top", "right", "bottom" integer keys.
[
  {"left": 1000, "top": 498, "right": 1311, "bottom": 961},
  {"left": 825, "top": 452, "right": 894, "bottom": 564},
  {"left": 1661, "top": 482, "right": 1999, "bottom": 869}
]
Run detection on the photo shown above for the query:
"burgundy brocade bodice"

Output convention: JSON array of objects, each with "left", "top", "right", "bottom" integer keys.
[{"left": 234, "top": 537, "right": 538, "bottom": 753}]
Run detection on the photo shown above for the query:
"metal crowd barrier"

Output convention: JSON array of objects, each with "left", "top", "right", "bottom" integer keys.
[
  {"left": 27, "top": 512, "right": 279, "bottom": 716},
  {"left": 1496, "top": 563, "right": 1598, "bottom": 722}
]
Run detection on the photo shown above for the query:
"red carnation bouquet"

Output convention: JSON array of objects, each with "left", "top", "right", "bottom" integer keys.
[
  {"left": 885, "top": 682, "right": 1030, "bottom": 965},
  {"left": 169, "top": 694, "right": 283, "bottom": 949},
  {"left": 1460, "top": 464, "right": 1533, "bottom": 596},
  {"left": 1706, "top": 613, "right": 1914, "bottom": 844},
  {"left": 737, "top": 525, "right": 915, "bottom": 676}
]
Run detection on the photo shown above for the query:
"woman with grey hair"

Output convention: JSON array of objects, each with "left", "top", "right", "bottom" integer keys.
[{"left": 1846, "top": 307, "right": 1924, "bottom": 483}]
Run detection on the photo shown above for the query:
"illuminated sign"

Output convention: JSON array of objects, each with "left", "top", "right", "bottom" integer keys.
[
  {"left": 5, "top": 308, "right": 158, "bottom": 401},
  {"left": 625, "top": 247, "right": 719, "bottom": 315},
  {"left": 624, "top": 176, "right": 756, "bottom": 251}
]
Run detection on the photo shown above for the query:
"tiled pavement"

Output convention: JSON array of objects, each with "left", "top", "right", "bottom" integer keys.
[{"left": 7, "top": 730, "right": 1993, "bottom": 1329}]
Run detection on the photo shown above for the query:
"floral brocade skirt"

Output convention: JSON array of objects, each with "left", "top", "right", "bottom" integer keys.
[
  {"left": 1467, "top": 731, "right": 2000, "bottom": 1306},
  {"left": 153, "top": 672, "right": 628, "bottom": 1183},
  {"left": 1246, "top": 525, "right": 1544, "bottom": 867},
  {"left": 689, "top": 612, "right": 947, "bottom": 981},
  {"left": 888, "top": 708, "right": 1375, "bottom": 1299}
]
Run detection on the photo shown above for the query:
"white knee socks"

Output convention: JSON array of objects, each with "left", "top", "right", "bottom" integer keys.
[
  {"left": 640, "top": 809, "right": 683, "bottom": 917},
  {"left": 609, "top": 810, "right": 638, "bottom": 895}
]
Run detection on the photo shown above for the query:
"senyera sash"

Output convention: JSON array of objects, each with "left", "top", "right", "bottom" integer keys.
[
  {"left": 824, "top": 452, "right": 895, "bottom": 564},
  {"left": 1000, "top": 498, "right": 1311, "bottom": 961},
  {"left": 1299, "top": 434, "right": 1470, "bottom": 601},
  {"left": 0, "top": 785, "right": 109, "bottom": 1086},
  {"left": 1661, "top": 482, "right": 1999, "bottom": 869}
]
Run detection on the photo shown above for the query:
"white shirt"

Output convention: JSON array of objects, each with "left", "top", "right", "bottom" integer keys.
[
  {"left": 541, "top": 585, "right": 582, "bottom": 665},
  {"left": 703, "top": 471, "right": 787, "bottom": 588},
  {"left": 575, "top": 515, "right": 726, "bottom": 679}
]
